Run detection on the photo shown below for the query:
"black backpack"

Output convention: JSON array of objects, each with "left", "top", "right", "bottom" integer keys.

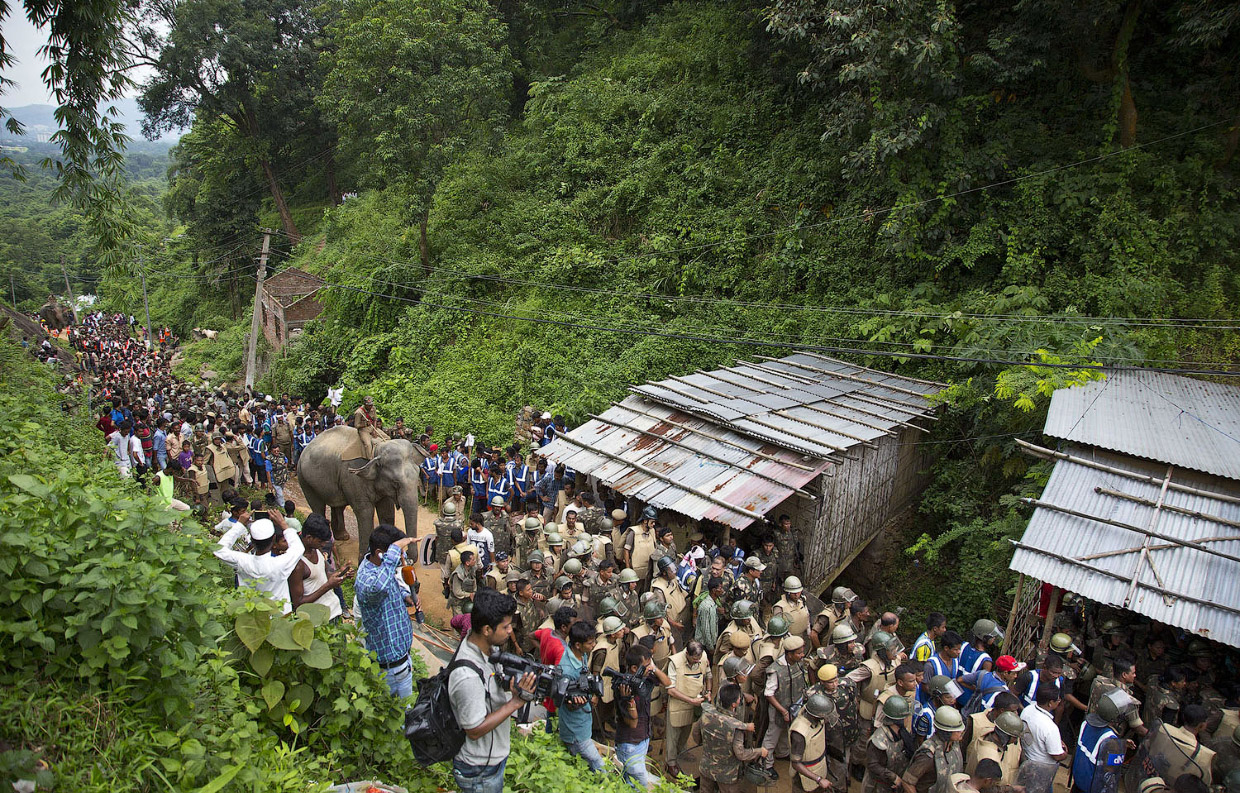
[{"left": 403, "top": 650, "right": 484, "bottom": 766}]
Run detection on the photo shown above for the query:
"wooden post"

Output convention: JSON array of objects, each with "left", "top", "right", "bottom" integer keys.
[
  {"left": 1004, "top": 573, "right": 1025, "bottom": 652},
  {"left": 1041, "top": 585, "right": 1060, "bottom": 647},
  {"left": 60, "top": 254, "right": 78, "bottom": 324},
  {"left": 245, "top": 231, "right": 272, "bottom": 388}
]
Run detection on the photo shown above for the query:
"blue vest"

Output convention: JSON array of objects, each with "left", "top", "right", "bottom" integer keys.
[
  {"left": 510, "top": 464, "right": 531, "bottom": 496},
  {"left": 422, "top": 457, "right": 439, "bottom": 485},
  {"left": 487, "top": 477, "right": 510, "bottom": 502},
  {"left": 1073, "top": 721, "right": 1121, "bottom": 793},
  {"left": 919, "top": 655, "right": 959, "bottom": 707},
  {"left": 957, "top": 645, "right": 990, "bottom": 707},
  {"left": 436, "top": 456, "right": 458, "bottom": 487},
  {"left": 248, "top": 436, "right": 266, "bottom": 464},
  {"left": 470, "top": 470, "right": 489, "bottom": 498}
]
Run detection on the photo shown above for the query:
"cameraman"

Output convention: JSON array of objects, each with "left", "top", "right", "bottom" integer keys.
[
  {"left": 449, "top": 587, "right": 538, "bottom": 793},
  {"left": 615, "top": 643, "right": 673, "bottom": 789},
  {"left": 559, "top": 620, "right": 606, "bottom": 772}
]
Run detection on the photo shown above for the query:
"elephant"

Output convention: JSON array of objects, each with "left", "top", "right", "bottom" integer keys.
[
  {"left": 38, "top": 299, "right": 72, "bottom": 331},
  {"left": 296, "top": 426, "right": 428, "bottom": 556}
]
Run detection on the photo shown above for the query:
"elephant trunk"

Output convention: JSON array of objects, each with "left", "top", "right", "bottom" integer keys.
[{"left": 400, "top": 490, "right": 420, "bottom": 539}]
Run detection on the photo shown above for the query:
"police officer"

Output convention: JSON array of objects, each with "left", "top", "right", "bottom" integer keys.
[
  {"left": 1128, "top": 703, "right": 1215, "bottom": 790},
  {"left": 545, "top": 531, "right": 566, "bottom": 574},
  {"left": 484, "top": 551, "right": 511, "bottom": 590},
  {"left": 877, "top": 662, "right": 922, "bottom": 732},
  {"left": 813, "top": 622, "right": 862, "bottom": 677},
  {"left": 718, "top": 653, "right": 757, "bottom": 720},
  {"left": 762, "top": 635, "right": 809, "bottom": 777},
  {"left": 620, "top": 505, "right": 659, "bottom": 583},
  {"left": 1087, "top": 655, "right": 1147, "bottom": 739},
  {"left": 731, "top": 556, "right": 766, "bottom": 612},
  {"left": 810, "top": 586, "right": 857, "bottom": 650},
  {"left": 716, "top": 632, "right": 756, "bottom": 701},
  {"left": 717, "top": 600, "right": 764, "bottom": 659},
  {"left": 449, "top": 550, "right": 477, "bottom": 616},
  {"left": 772, "top": 513, "right": 801, "bottom": 582},
  {"left": 631, "top": 599, "right": 675, "bottom": 671},
  {"left": 665, "top": 640, "right": 710, "bottom": 776},
  {"left": 865, "top": 695, "right": 915, "bottom": 793},
  {"left": 591, "top": 615, "right": 627, "bottom": 735},
  {"left": 902, "top": 706, "right": 966, "bottom": 793},
  {"left": 772, "top": 576, "right": 812, "bottom": 642},
  {"left": 693, "top": 683, "right": 768, "bottom": 793},
  {"left": 514, "top": 516, "right": 541, "bottom": 569},
  {"left": 1210, "top": 725, "right": 1240, "bottom": 785},
  {"left": 526, "top": 550, "right": 552, "bottom": 600},
  {"left": 849, "top": 631, "right": 903, "bottom": 726},
  {"left": 616, "top": 568, "right": 643, "bottom": 629},
  {"left": 1073, "top": 688, "right": 1132, "bottom": 793},
  {"left": 811, "top": 663, "right": 860, "bottom": 789},
  {"left": 652, "top": 555, "right": 690, "bottom": 644},
  {"left": 434, "top": 500, "right": 463, "bottom": 566},
  {"left": 483, "top": 495, "right": 512, "bottom": 556},
  {"left": 755, "top": 537, "right": 781, "bottom": 604},
  {"left": 513, "top": 578, "right": 544, "bottom": 655},
  {"left": 585, "top": 559, "right": 618, "bottom": 617},
  {"left": 1091, "top": 620, "right": 1132, "bottom": 679},
  {"left": 791, "top": 693, "right": 841, "bottom": 791},
  {"left": 546, "top": 576, "right": 578, "bottom": 616},
  {"left": 966, "top": 710, "right": 1022, "bottom": 784}
]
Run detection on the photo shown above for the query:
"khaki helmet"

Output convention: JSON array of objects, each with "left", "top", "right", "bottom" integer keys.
[
  {"left": 601, "top": 616, "right": 625, "bottom": 635},
  {"left": 767, "top": 615, "right": 790, "bottom": 638},
  {"left": 489, "top": 495, "right": 505, "bottom": 508},
  {"left": 505, "top": 569, "right": 523, "bottom": 584},
  {"left": 600, "top": 517, "right": 614, "bottom": 530},
  {"left": 1138, "top": 779, "right": 1169, "bottom": 793},
  {"left": 571, "top": 540, "right": 591, "bottom": 557},
  {"left": 784, "top": 576, "right": 803, "bottom": 593},
  {"left": 1049, "top": 632, "right": 1076, "bottom": 654},
  {"left": 883, "top": 694, "right": 912, "bottom": 721},
  {"left": 1187, "top": 639, "right": 1213, "bottom": 658},
  {"left": 1100, "top": 619, "right": 1124, "bottom": 636},
  {"left": 523, "top": 517, "right": 541, "bottom": 531},
  {"left": 831, "top": 586, "right": 856, "bottom": 604},
  {"left": 442, "top": 501, "right": 457, "bottom": 516},
  {"left": 562, "top": 558, "right": 583, "bottom": 575},
  {"left": 543, "top": 521, "right": 559, "bottom": 534},
  {"left": 817, "top": 663, "right": 839, "bottom": 683},
  {"left": 872, "top": 630, "right": 899, "bottom": 654},
  {"left": 640, "top": 505, "right": 658, "bottom": 522},
  {"left": 547, "top": 532, "right": 564, "bottom": 547},
  {"left": 995, "top": 711, "right": 1024, "bottom": 738},
  {"left": 1096, "top": 687, "right": 1136, "bottom": 723},
  {"left": 722, "top": 655, "right": 754, "bottom": 679},
  {"left": 642, "top": 600, "right": 667, "bottom": 620},
  {"left": 731, "top": 600, "right": 754, "bottom": 620},
  {"left": 971, "top": 618, "right": 1003, "bottom": 641},
  {"left": 553, "top": 576, "right": 572, "bottom": 591},
  {"left": 928, "top": 675, "right": 954, "bottom": 699},
  {"left": 804, "top": 693, "right": 837, "bottom": 721},
  {"left": 598, "top": 596, "right": 620, "bottom": 618},
  {"left": 618, "top": 568, "right": 639, "bottom": 584},
  {"left": 932, "top": 705, "right": 965, "bottom": 732},
  {"left": 528, "top": 550, "right": 545, "bottom": 565},
  {"left": 831, "top": 623, "right": 858, "bottom": 645}
]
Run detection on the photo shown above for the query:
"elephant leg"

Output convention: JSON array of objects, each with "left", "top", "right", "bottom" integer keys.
[
  {"left": 355, "top": 503, "right": 376, "bottom": 558},
  {"left": 330, "top": 505, "right": 348, "bottom": 540},
  {"left": 376, "top": 500, "right": 395, "bottom": 526}
]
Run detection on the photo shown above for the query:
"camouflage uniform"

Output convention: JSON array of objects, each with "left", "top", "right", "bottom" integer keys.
[
  {"left": 514, "top": 597, "right": 544, "bottom": 655},
  {"left": 528, "top": 567, "right": 553, "bottom": 601},
  {"left": 586, "top": 573, "right": 618, "bottom": 618},
  {"left": 693, "top": 703, "right": 766, "bottom": 793},
  {"left": 514, "top": 530, "right": 539, "bottom": 570},
  {"left": 653, "top": 540, "right": 678, "bottom": 566},
  {"left": 730, "top": 574, "right": 763, "bottom": 615},
  {"left": 755, "top": 548, "right": 780, "bottom": 603},
  {"left": 773, "top": 526, "right": 800, "bottom": 580},
  {"left": 434, "top": 514, "right": 463, "bottom": 565},
  {"left": 618, "top": 586, "right": 643, "bottom": 629},
  {"left": 579, "top": 505, "right": 604, "bottom": 534},
  {"left": 484, "top": 509, "right": 512, "bottom": 556}
]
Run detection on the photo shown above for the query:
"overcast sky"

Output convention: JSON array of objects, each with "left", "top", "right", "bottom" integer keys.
[{"left": 3, "top": 13, "right": 56, "bottom": 106}]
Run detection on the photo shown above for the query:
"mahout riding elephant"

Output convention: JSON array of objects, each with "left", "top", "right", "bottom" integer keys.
[
  {"left": 38, "top": 298, "right": 72, "bottom": 330},
  {"left": 296, "top": 426, "right": 428, "bottom": 555}
]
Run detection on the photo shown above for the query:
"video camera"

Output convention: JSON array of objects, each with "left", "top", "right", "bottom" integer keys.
[
  {"left": 602, "top": 667, "right": 654, "bottom": 699},
  {"left": 488, "top": 648, "right": 603, "bottom": 707}
]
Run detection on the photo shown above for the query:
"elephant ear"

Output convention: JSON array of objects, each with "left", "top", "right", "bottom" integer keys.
[{"left": 350, "top": 457, "right": 380, "bottom": 480}]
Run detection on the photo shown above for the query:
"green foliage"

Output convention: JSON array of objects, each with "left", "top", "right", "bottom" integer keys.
[{"left": 173, "top": 322, "right": 254, "bottom": 383}]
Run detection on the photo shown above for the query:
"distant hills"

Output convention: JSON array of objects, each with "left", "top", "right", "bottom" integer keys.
[{"left": 1, "top": 98, "right": 181, "bottom": 146}]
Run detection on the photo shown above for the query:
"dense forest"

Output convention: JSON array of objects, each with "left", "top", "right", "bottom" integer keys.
[{"left": 1, "top": 0, "right": 1239, "bottom": 788}]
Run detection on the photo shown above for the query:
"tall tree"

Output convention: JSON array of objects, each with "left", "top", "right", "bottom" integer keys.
[
  {"left": 136, "top": 0, "right": 334, "bottom": 243},
  {"left": 319, "top": 0, "right": 512, "bottom": 272}
]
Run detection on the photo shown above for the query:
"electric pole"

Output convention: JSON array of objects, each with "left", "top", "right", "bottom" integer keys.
[
  {"left": 60, "top": 254, "right": 79, "bottom": 324},
  {"left": 245, "top": 231, "right": 272, "bottom": 389},
  {"left": 139, "top": 247, "right": 152, "bottom": 349},
  {"left": 9, "top": 274, "right": 15, "bottom": 309}
]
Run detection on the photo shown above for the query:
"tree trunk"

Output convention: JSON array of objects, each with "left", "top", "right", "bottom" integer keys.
[
  {"left": 1114, "top": 0, "right": 1141, "bottom": 148},
  {"left": 260, "top": 158, "right": 301, "bottom": 243},
  {"left": 419, "top": 208, "right": 431, "bottom": 275},
  {"left": 326, "top": 151, "right": 341, "bottom": 206},
  {"left": 1218, "top": 114, "right": 1240, "bottom": 169}
]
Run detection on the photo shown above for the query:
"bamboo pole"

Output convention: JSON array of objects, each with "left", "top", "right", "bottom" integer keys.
[
  {"left": 1095, "top": 486, "right": 1240, "bottom": 530},
  {"left": 1004, "top": 573, "right": 1026, "bottom": 650}
]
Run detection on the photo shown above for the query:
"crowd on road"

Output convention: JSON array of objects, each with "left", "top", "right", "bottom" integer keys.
[{"left": 42, "top": 311, "right": 1240, "bottom": 793}]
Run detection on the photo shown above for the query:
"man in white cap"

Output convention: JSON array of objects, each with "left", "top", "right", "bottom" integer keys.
[{"left": 214, "top": 510, "right": 304, "bottom": 613}]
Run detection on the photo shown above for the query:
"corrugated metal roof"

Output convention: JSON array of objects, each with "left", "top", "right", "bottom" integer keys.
[
  {"left": 1010, "top": 446, "right": 1240, "bottom": 649},
  {"left": 537, "top": 353, "right": 942, "bottom": 528},
  {"left": 1045, "top": 370, "right": 1240, "bottom": 481},
  {"left": 538, "top": 395, "right": 832, "bottom": 529},
  {"left": 630, "top": 353, "right": 942, "bottom": 460}
]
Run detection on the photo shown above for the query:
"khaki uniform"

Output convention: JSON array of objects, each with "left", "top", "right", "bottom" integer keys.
[
  {"left": 1088, "top": 675, "right": 1144, "bottom": 735},
  {"left": 666, "top": 649, "right": 709, "bottom": 765},
  {"left": 585, "top": 573, "right": 617, "bottom": 618},
  {"left": 762, "top": 655, "right": 808, "bottom": 767},
  {"left": 352, "top": 406, "right": 382, "bottom": 458},
  {"left": 791, "top": 710, "right": 832, "bottom": 792},
  {"left": 849, "top": 657, "right": 899, "bottom": 722},
  {"left": 811, "top": 605, "right": 848, "bottom": 647},
  {"left": 716, "top": 618, "right": 764, "bottom": 659},
  {"left": 875, "top": 684, "right": 917, "bottom": 730},
  {"left": 772, "top": 595, "right": 811, "bottom": 640},
  {"left": 484, "top": 565, "right": 507, "bottom": 590},
  {"left": 1129, "top": 723, "right": 1215, "bottom": 788},
  {"left": 514, "top": 530, "right": 540, "bottom": 569},
  {"left": 652, "top": 575, "right": 691, "bottom": 639},
  {"left": 692, "top": 704, "right": 766, "bottom": 793},
  {"left": 624, "top": 526, "right": 658, "bottom": 582}
]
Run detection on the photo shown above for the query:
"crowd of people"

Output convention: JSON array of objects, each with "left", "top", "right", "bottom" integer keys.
[{"left": 39, "top": 309, "right": 1240, "bottom": 793}]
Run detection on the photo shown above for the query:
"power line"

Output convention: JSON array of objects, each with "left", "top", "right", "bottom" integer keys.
[{"left": 232, "top": 267, "right": 1240, "bottom": 377}]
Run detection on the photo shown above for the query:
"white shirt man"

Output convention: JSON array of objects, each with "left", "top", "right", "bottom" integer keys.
[{"left": 214, "top": 517, "right": 305, "bottom": 613}]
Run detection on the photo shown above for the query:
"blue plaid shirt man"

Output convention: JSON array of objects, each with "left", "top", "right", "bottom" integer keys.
[{"left": 356, "top": 545, "right": 412, "bottom": 666}]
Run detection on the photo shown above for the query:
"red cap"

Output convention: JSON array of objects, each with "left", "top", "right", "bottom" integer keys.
[
  {"left": 429, "top": 444, "right": 439, "bottom": 451},
  {"left": 995, "top": 655, "right": 1026, "bottom": 672}
]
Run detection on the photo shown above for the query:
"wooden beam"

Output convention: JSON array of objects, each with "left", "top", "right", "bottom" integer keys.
[
  {"left": 609, "top": 401, "right": 818, "bottom": 471},
  {"left": 1004, "top": 573, "right": 1026, "bottom": 648},
  {"left": 587, "top": 412, "right": 816, "bottom": 498},
  {"left": 642, "top": 379, "right": 710, "bottom": 404},
  {"left": 737, "top": 361, "right": 821, "bottom": 386},
  {"left": 1023, "top": 498, "right": 1240, "bottom": 566},
  {"left": 819, "top": 397, "right": 929, "bottom": 433},
  {"left": 775, "top": 353, "right": 935, "bottom": 400},
  {"left": 1010, "top": 540, "right": 1240, "bottom": 618},
  {"left": 1095, "top": 486, "right": 1240, "bottom": 530},
  {"left": 796, "top": 402, "right": 900, "bottom": 437},
  {"left": 738, "top": 413, "right": 853, "bottom": 455},
  {"left": 553, "top": 432, "right": 765, "bottom": 520},
  {"left": 1078, "top": 536, "right": 1238, "bottom": 561},
  {"left": 1017, "top": 440, "right": 1240, "bottom": 506},
  {"left": 772, "top": 408, "right": 879, "bottom": 448},
  {"left": 1125, "top": 465, "right": 1175, "bottom": 609},
  {"left": 796, "top": 351, "right": 949, "bottom": 390},
  {"left": 849, "top": 391, "right": 937, "bottom": 417}
]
